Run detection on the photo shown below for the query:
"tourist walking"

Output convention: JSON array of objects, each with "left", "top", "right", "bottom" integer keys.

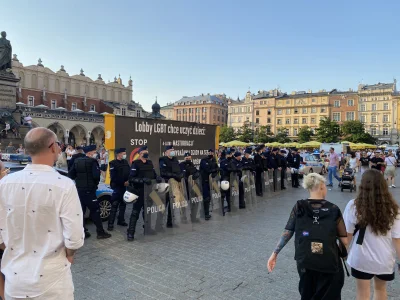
[
  {"left": 0, "top": 128, "right": 85, "bottom": 299},
  {"left": 267, "top": 173, "right": 348, "bottom": 300},
  {"left": 327, "top": 147, "right": 341, "bottom": 187},
  {"left": 384, "top": 151, "right": 397, "bottom": 188},
  {"left": 343, "top": 169, "right": 400, "bottom": 300}
]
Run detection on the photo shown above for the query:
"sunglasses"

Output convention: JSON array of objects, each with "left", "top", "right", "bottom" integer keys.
[{"left": 48, "top": 141, "right": 61, "bottom": 148}]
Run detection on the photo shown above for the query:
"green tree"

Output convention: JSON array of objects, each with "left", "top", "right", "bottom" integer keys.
[
  {"left": 275, "top": 127, "right": 291, "bottom": 143},
  {"left": 348, "top": 132, "right": 377, "bottom": 144},
  {"left": 219, "top": 125, "right": 236, "bottom": 143},
  {"left": 254, "top": 125, "right": 274, "bottom": 143},
  {"left": 340, "top": 120, "right": 376, "bottom": 143},
  {"left": 315, "top": 117, "right": 340, "bottom": 143},
  {"left": 238, "top": 121, "right": 254, "bottom": 143},
  {"left": 297, "top": 126, "right": 313, "bottom": 143}
]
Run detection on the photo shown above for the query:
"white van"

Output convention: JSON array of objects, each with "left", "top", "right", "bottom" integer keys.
[{"left": 320, "top": 143, "right": 346, "bottom": 155}]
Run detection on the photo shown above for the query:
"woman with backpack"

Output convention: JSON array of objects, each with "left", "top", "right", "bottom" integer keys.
[
  {"left": 343, "top": 169, "right": 400, "bottom": 300},
  {"left": 267, "top": 173, "right": 348, "bottom": 299}
]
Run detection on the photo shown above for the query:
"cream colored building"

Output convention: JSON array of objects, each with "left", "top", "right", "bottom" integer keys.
[
  {"left": 227, "top": 91, "right": 254, "bottom": 131},
  {"left": 358, "top": 81, "right": 397, "bottom": 144},
  {"left": 275, "top": 91, "right": 330, "bottom": 138},
  {"left": 160, "top": 103, "right": 175, "bottom": 120}
]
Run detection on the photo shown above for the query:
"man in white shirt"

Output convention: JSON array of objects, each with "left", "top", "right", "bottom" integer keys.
[{"left": 0, "top": 127, "right": 84, "bottom": 299}]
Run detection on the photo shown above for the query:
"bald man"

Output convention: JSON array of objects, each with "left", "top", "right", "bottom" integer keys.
[{"left": 0, "top": 127, "right": 84, "bottom": 299}]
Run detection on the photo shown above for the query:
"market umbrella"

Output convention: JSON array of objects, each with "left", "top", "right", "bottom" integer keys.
[
  {"left": 283, "top": 142, "right": 300, "bottom": 148},
  {"left": 265, "top": 142, "right": 282, "bottom": 147},
  {"left": 299, "top": 141, "right": 321, "bottom": 148},
  {"left": 224, "top": 140, "right": 250, "bottom": 147}
]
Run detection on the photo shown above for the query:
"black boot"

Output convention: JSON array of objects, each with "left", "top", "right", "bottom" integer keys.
[
  {"left": 127, "top": 209, "right": 140, "bottom": 239},
  {"left": 117, "top": 220, "right": 128, "bottom": 226},
  {"left": 97, "top": 230, "right": 111, "bottom": 239},
  {"left": 108, "top": 200, "right": 119, "bottom": 231},
  {"left": 84, "top": 228, "right": 91, "bottom": 239},
  {"left": 127, "top": 233, "right": 135, "bottom": 241}
]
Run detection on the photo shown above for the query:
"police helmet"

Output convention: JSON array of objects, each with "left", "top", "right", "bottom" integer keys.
[
  {"left": 221, "top": 180, "right": 230, "bottom": 191},
  {"left": 123, "top": 191, "right": 139, "bottom": 203},
  {"left": 155, "top": 183, "right": 169, "bottom": 193}
]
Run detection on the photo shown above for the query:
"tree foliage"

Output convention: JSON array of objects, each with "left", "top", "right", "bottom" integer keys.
[
  {"left": 297, "top": 126, "right": 313, "bottom": 143},
  {"left": 238, "top": 121, "right": 254, "bottom": 143},
  {"left": 340, "top": 120, "right": 376, "bottom": 144},
  {"left": 315, "top": 117, "right": 340, "bottom": 143},
  {"left": 275, "top": 127, "right": 291, "bottom": 143},
  {"left": 254, "top": 125, "right": 274, "bottom": 143},
  {"left": 219, "top": 125, "right": 236, "bottom": 143}
]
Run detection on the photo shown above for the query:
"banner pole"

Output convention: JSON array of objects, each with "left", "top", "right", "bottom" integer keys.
[{"left": 104, "top": 114, "right": 116, "bottom": 185}]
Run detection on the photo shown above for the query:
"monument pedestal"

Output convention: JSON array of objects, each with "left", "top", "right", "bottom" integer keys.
[{"left": 0, "top": 70, "right": 19, "bottom": 110}]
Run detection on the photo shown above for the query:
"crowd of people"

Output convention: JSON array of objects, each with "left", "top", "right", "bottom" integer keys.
[{"left": 0, "top": 128, "right": 398, "bottom": 299}]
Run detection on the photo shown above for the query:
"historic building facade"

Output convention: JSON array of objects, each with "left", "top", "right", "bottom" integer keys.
[
  {"left": 358, "top": 81, "right": 397, "bottom": 144},
  {"left": 11, "top": 55, "right": 146, "bottom": 146},
  {"left": 161, "top": 94, "right": 228, "bottom": 126},
  {"left": 328, "top": 89, "right": 359, "bottom": 125},
  {"left": 227, "top": 91, "right": 254, "bottom": 131}
]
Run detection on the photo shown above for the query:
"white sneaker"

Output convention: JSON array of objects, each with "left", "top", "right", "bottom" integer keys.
[{"left": 392, "top": 184, "right": 396, "bottom": 188}]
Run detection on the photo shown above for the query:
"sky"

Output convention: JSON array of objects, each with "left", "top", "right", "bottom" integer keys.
[{"left": 4, "top": 0, "right": 400, "bottom": 111}]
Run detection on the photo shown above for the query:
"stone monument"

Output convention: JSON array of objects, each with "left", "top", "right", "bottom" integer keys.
[{"left": 0, "top": 31, "right": 19, "bottom": 110}]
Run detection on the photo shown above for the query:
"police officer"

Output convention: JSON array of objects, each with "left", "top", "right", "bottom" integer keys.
[
  {"left": 279, "top": 150, "right": 288, "bottom": 190},
  {"left": 253, "top": 146, "right": 264, "bottom": 197},
  {"left": 127, "top": 146, "right": 160, "bottom": 241},
  {"left": 68, "top": 145, "right": 111, "bottom": 239},
  {"left": 199, "top": 149, "right": 219, "bottom": 220},
  {"left": 69, "top": 146, "right": 85, "bottom": 167},
  {"left": 268, "top": 148, "right": 281, "bottom": 192},
  {"left": 107, "top": 148, "right": 130, "bottom": 231},
  {"left": 232, "top": 151, "right": 246, "bottom": 209},
  {"left": 180, "top": 152, "right": 200, "bottom": 222},
  {"left": 159, "top": 145, "right": 183, "bottom": 227},
  {"left": 291, "top": 148, "right": 301, "bottom": 188},
  {"left": 219, "top": 149, "right": 236, "bottom": 212},
  {"left": 242, "top": 147, "right": 256, "bottom": 172}
]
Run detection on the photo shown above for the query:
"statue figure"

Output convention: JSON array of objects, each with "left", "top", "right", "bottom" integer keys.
[{"left": 0, "top": 31, "right": 12, "bottom": 71}]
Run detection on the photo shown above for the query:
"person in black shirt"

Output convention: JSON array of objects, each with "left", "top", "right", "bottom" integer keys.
[
  {"left": 359, "top": 152, "right": 370, "bottom": 175},
  {"left": 370, "top": 152, "right": 385, "bottom": 173},
  {"left": 254, "top": 146, "right": 264, "bottom": 196},
  {"left": 290, "top": 148, "right": 301, "bottom": 188},
  {"left": 279, "top": 150, "right": 287, "bottom": 190}
]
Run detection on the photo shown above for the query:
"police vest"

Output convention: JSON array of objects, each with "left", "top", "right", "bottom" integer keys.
[
  {"left": 294, "top": 200, "right": 339, "bottom": 274},
  {"left": 74, "top": 157, "right": 98, "bottom": 190},
  {"left": 134, "top": 159, "right": 156, "bottom": 179},
  {"left": 110, "top": 159, "right": 130, "bottom": 189},
  {"left": 160, "top": 156, "right": 181, "bottom": 175}
]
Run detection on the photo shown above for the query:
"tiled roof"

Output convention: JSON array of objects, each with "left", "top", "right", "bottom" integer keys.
[
  {"left": 175, "top": 94, "right": 226, "bottom": 105},
  {"left": 101, "top": 100, "right": 144, "bottom": 111},
  {"left": 160, "top": 104, "right": 174, "bottom": 109},
  {"left": 360, "top": 82, "right": 395, "bottom": 91}
]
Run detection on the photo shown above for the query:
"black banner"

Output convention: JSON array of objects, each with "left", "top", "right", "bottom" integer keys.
[{"left": 114, "top": 116, "right": 217, "bottom": 169}]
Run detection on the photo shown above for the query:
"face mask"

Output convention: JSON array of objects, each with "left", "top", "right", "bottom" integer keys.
[
  {"left": 250, "top": 155, "right": 254, "bottom": 159},
  {"left": 169, "top": 151, "right": 175, "bottom": 157},
  {"left": 208, "top": 155, "right": 214, "bottom": 159},
  {"left": 122, "top": 154, "right": 127, "bottom": 160},
  {"left": 142, "top": 153, "right": 149, "bottom": 159},
  {"left": 186, "top": 159, "right": 191, "bottom": 163}
]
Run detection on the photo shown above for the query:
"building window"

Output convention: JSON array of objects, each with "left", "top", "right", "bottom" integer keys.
[
  {"left": 312, "top": 98, "right": 316, "bottom": 103},
  {"left": 346, "top": 112, "right": 355, "bottom": 121},
  {"left": 360, "top": 115, "right": 366, "bottom": 123},
  {"left": 28, "top": 96, "right": 34, "bottom": 106},
  {"left": 256, "top": 110, "right": 259, "bottom": 116},
  {"left": 383, "top": 127, "right": 389, "bottom": 136},
  {"left": 137, "top": 110, "right": 141, "bottom": 117},
  {"left": 311, "top": 118, "right": 316, "bottom": 124},
  {"left": 302, "top": 108, "right": 307, "bottom": 113},
  {"left": 267, "top": 118, "right": 271, "bottom": 123},
  {"left": 333, "top": 113, "right": 341, "bottom": 122},
  {"left": 311, "top": 107, "right": 316, "bottom": 113},
  {"left": 277, "top": 109, "right": 282, "bottom": 115},
  {"left": 267, "top": 109, "right": 271, "bottom": 115},
  {"left": 334, "top": 100, "right": 340, "bottom": 107},
  {"left": 256, "top": 118, "right": 259, "bottom": 124},
  {"left": 72, "top": 103, "right": 77, "bottom": 110},
  {"left": 277, "top": 119, "right": 282, "bottom": 125},
  {"left": 246, "top": 117, "right": 249, "bottom": 121},
  {"left": 51, "top": 99, "right": 56, "bottom": 109},
  {"left": 371, "top": 128, "right": 377, "bottom": 135},
  {"left": 121, "top": 108, "right": 126, "bottom": 116},
  {"left": 383, "top": 114, "right": 389, "bottom": 122},
  {"left": 294, "top": 118, "right": 298, "bottom": 124},
  {"left": 202, "top": 108, "right": 207, "bottom": 113},
  {"left": 347, "top": 99, "right": 354, "bottom": 106},
  {"left": 372, "top": 104, "right": 377, "bottom": 111},
  {"left": 285, "top": 118, "right": 290, "bottom": 124},
  {"left": 294, "top": 108, "right": 299, "bottom": 114},
  {"left": 294, "top": 128, "right": 298, "bottom": 136},
  {"left": 320, "top": 107, "right": 326, "bottom": 113},
  {"left": 360, "top": 104, "right": 366, "bottom": 111},
  {"left": 383, "top": 103, "right": 389, "bottom": 110},
  {"left": 302, "top": 118, "right": 307, "bottom": 124},
  {"left": 286, "top": 100, "right": 290, "bottom": 104},
  {"left": 90, "top": 104, "right": 96, "bottom": 112},
  {"left": 371, "top": 115, "right": 377, "bottom": 123},
  {"left": 286, "top": 109, "right": 290, "bottom": 114}
]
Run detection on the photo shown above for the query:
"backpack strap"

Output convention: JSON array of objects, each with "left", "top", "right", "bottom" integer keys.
[{"left": 353, "top": 224, "right": 366, "bottom": 245}]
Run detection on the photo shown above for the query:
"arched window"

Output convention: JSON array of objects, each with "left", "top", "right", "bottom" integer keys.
[
  {"left": 19, "top": 72, "right": 25, "bottom": 87},
  {"left": 31, "top": 74, "right": 38, "bottom": 89},
  {"left": 55, "top": 79, "right": 60, "bottom": 93},
  {"left": 94, "top": 86, "right": 98, "bottom": 98}
]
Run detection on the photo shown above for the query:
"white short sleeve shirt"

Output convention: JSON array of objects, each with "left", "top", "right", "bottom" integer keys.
[{"left": 344, "top": 199, "right": 400, "bottom": 274}]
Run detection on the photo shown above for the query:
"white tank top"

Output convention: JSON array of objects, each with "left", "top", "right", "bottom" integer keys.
[{"left": 349, "top": 157, "right": 357, "bottom": 169}]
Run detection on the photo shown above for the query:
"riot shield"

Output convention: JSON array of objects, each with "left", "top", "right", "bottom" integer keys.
[
  {"left": 276, "top": 169, "right": 282, "bottom": 191},
  {"left": 168, "top": 178, "right": 192, "bottom": 232},
  {"left": 143, "top": 180, "right": 167, "bottom": 238},
  {"left": 209, "top": 174, "right": 224, "bottom": 219},
  {"left": 229, "top": 172, "right": 240, "bottom": 212},
  {"left": 286, "top": 168, "right": 292, "bottom": 186},
  {"left": 242, "top": 170, "right": 254, "bottom": 209},
  {"left": 249, "top": 171, "right": 256, "bottom": 203},
  {"left": 268, "top": 170, "right": 274, "bottom": 195},
  {"left": 188, "top": 175, "right": 204, "bottom": 223}
]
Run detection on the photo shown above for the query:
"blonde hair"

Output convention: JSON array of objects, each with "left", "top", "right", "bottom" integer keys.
[{"left": 302, "top": 173, "right": 326, "bottom": 191}]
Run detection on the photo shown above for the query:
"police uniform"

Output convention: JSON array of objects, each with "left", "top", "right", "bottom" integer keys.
[
  {"left": 68, "top": 145, "right": 111, "bottom": 239},
  {"left": 291, "top": 149, "right": 301, "bottom": 188},
  {"left": 219, "top": 150, "right": 236, "bottom": 212},
  {"left": 107, "top": 148, "right": 131, "bottom": 231},
  {"left": 159, "top": 145, "right": 183, "bottom": 227},
  {"left": 268, "top": 148, "right": 281, "bottom": 192},
  {"left": 69, "top": 146, "right": 86, "bottom": 167},
  {"left": 127, "top": 146, "right": 159, "bottom": 241},
  {"left": 279, "top": 150, "right": 288, "bottom": 189},
  {"left": 180, "top": 152, "right": 200, "bottom": 222},
  {"left": 254, "top": 146, "right": 264, "bottom": 196},
  {"left": 232, "top": 152, "right": 246, "bottom": 209},
  {"left": 199, "top": 149, "right": 219, "bottom": 220}
]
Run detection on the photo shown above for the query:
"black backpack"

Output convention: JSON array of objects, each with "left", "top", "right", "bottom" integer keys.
[{"left": 294, "top": 200, "right": 340, "bottom": 274}]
